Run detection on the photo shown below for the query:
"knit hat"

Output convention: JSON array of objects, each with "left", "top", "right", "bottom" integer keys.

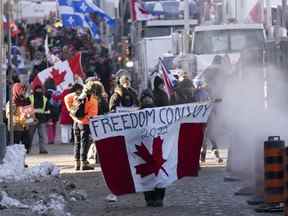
[{"left": 153, "top": 76, "right": 164, "bottom": 89}]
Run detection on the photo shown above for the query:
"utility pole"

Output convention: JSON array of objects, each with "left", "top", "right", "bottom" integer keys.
[
  {"left": 7, "top": 1, "right": 14, "bottom": 146},
  {"left": 0, "top": 0, "right": 6, "bottom": 163}
]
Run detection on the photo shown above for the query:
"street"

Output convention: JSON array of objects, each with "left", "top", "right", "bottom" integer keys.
[{"left": 0, "top": 144, "right": 273, "bottom": 216}]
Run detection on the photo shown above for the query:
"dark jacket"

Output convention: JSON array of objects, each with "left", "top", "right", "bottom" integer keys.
[
  {"left": 109, "top": 86, "right": 139, "bottom": 112},
  {"left": 153, "top": 88, "right": 170, "bottom": 107},
  {"left": 29, "top": 93, "right": 49, "bottom": 123},
  {"left": 97, "top": 96, "right": 109, "bottom": 115},
  {"left": 174, "top": 78, "right": 195, "bottom": 104}
]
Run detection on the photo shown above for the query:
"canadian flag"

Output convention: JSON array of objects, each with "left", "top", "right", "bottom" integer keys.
[
  {"left": 32, "top": 52, "right": 84, "bottom": 92},
  {"left": 131, "top": 0, "right": 157, "bottom": 21},
  {"left": 159, "top": 58, "right": 177, "bottom": 98},
  {"left": 92, "top": 104, "right": 208, "bottom": 195}
]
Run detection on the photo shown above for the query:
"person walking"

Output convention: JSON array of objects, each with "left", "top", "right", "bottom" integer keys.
[
  {"left": 29, "top": 85, "right": 49, "bottom": 154},
  {"left": 109, "top": 75, "right": 139, "bottom": 112},
  {"left": 65, "top": 82, "right": 98, "bottom": 171},
  {"left": 139, "top": 89, "right": 166, "bottom": 207}
]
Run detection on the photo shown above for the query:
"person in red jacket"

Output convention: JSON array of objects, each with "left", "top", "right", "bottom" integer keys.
[{"left": 52, "top": 85, "right": 78, "bottom": 144}]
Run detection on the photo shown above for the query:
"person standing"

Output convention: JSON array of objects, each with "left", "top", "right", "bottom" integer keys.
[
  {"left": 174, "top": 71, "right": 195, "bottom": 104},
  {"left": 109, "top": 75, "right": 139, "bottom": 112},
  {"left": 65, "top": 82, "right": 98, "bottom": 171},
  {"left": 29, "top": 85, "right": 49, "bottom": 154},
  {"left": 140, "top": 89, "right": 166, "bottom": 207},
  {"left": 52, "top": 87, "right": 74, "bottom": 145},
  {"left": 46, "top": 89, "right": 60, "bottom": 145},
  {"left": 153, "top": 76, "right": 170, "bottom": 107},
  {"left": 6, "top": 83, "right": 35, "bottom": 153}
]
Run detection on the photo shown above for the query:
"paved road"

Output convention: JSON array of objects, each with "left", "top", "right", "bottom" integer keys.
[{"left": 23, "top": 144, "right": 279, "bottom": 216}]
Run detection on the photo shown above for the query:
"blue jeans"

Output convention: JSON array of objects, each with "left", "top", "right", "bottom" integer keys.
[
  {"left": 29, "top": 123, "right": 47, "bottom": 152},
  {"left": 73, "top": 122, "right": 90, "bottom": 161}
]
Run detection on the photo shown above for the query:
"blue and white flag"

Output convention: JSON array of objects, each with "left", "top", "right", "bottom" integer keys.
[
  {"left": 60, "top": 13, "right": 86, "bottom": 28},
  {"left": 84, "top": 15, "right": 101, "bottom": 40},
  {"left": 58, "top": 0, "right": 115, "bottom": 27},
  {"left": 57, "top": 0, "right": 100, "bottom": 39},
  {"left": 73, "top": 0, "right": 116, "bottom": 27}
]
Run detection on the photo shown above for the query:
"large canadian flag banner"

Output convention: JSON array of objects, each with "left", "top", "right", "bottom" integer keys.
[
  {"left": 32, "top": 52, "right": 84, "bottom": 92},
  {"left": 90, "top": 102, "right": 212, "bottom": 195}
]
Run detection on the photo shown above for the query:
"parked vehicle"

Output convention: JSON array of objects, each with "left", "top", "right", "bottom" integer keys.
[{"left": 190, "top": 24, "right": 266, "bottom": 76}]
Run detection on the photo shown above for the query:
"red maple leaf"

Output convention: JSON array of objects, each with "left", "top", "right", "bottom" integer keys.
[
  {"left": 134, "top": 136, "right": 168, "bottom": 178},
  {"left": 50, "top": 68, "right": 67, "bottom": 86}
]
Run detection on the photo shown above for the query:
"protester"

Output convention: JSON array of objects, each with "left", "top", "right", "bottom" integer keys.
[
  {"left": 153, "top": 76, "right": 170, "bottom": 107},
  {"left": 29, "top": 85, "right": 49, "bottom": 154},
  {"left": 87, "top": 81, "right": 108, "bottom": 164},
  {"left": 109, "top": 75, "right": 139, "bottom": 112},
  {"left": 46, "top": 88, "right": 60, "bottom": 145},
  {"left": 52, "top": 86, "right": 74, "bottom": 145},
  {"left": 6, "top": 83, "right": 35, "bottom": 153},
  {"left": 174, "top": 71, "right": 195, "bottom": 104},
  {"left": 65, "top": 82, "right": 98, "bottom": 171},
  {"left": 139, "top": 89, "right": 166, "bottom": 207}
]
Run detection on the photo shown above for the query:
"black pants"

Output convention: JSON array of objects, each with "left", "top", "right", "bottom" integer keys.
[
  {"left": 73, "top": 122, "right": 90, "bottom": 161},
  {"left": 14, "top": 130, "right": 31, "bottom": 153},
  {"left": 144, "top": 188, "right": 165, "bottom": 203}
]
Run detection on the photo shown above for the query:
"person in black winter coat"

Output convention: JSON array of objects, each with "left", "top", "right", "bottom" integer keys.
[
  {"left": 140, "top": 89, "right": 166, "bottom": 207},
  {"left": 109, "top": 75, "right": 139, "bottom": 112},
  {"left": 174, "top": 71, "right": 195, "bottom": 104},
  {"left": 152, "top": 76, "right": 170, "bottom": 107}
]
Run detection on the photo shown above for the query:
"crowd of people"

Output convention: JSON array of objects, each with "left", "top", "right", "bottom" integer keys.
[{"left": 4, "top": 17, "right": 226, "bottom": 208}]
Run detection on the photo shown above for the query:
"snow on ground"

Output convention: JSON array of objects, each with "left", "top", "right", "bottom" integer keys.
[
  {"left": 0, "top": 191, "right": 71, "bottom": 216},
  {"left": 0, "top": 144, "right": 60, "bottom": 183},
  {"left": 31, "top": 193, "right": 71, "bottom": 216},
  {"left": 0, "top": 191, "right": 29, "bottom": 209},
  {"left": 0, "top": 145, "right": 71, "bottom": 215}
]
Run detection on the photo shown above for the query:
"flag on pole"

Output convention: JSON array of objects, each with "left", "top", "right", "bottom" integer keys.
[
  {"left": 158, "top": 58, "right": 177, "bottom": 97},
  {"left": 32, "top": 52, "right": 84, "bottom": 92},
  {"left": 131, "top": 0, "right": 158, "bottom": 21},
  {"left": 73, "top": 0, "right": 116, "bottom": 27},
  {"left": 57, "top": 0, "right": 101, "bottom": 40}
]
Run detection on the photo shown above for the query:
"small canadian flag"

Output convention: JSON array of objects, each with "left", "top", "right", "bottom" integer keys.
[{"left": 32, "top": 52, "right": 84, "bottom": 92}]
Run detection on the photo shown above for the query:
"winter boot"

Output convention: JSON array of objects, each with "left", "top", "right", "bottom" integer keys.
[
  {"left": 81, "top": 161, "right": 94, "bottom": 170},
  {"left": 75, "top": 160, "right": 80, "bottom": 171}
]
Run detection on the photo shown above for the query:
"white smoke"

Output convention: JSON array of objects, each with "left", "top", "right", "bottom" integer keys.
[{"left": 214, "top": 62, "right": 288, "bottom": 181}]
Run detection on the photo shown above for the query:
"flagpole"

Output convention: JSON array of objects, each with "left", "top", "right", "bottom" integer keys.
[{"left": 0, "top": 0, "right": 6, "bottom": 163}]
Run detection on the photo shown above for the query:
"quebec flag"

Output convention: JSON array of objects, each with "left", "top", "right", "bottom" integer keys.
[{"left": 57, "top": 0, "right": 106, "bottom": 39}]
